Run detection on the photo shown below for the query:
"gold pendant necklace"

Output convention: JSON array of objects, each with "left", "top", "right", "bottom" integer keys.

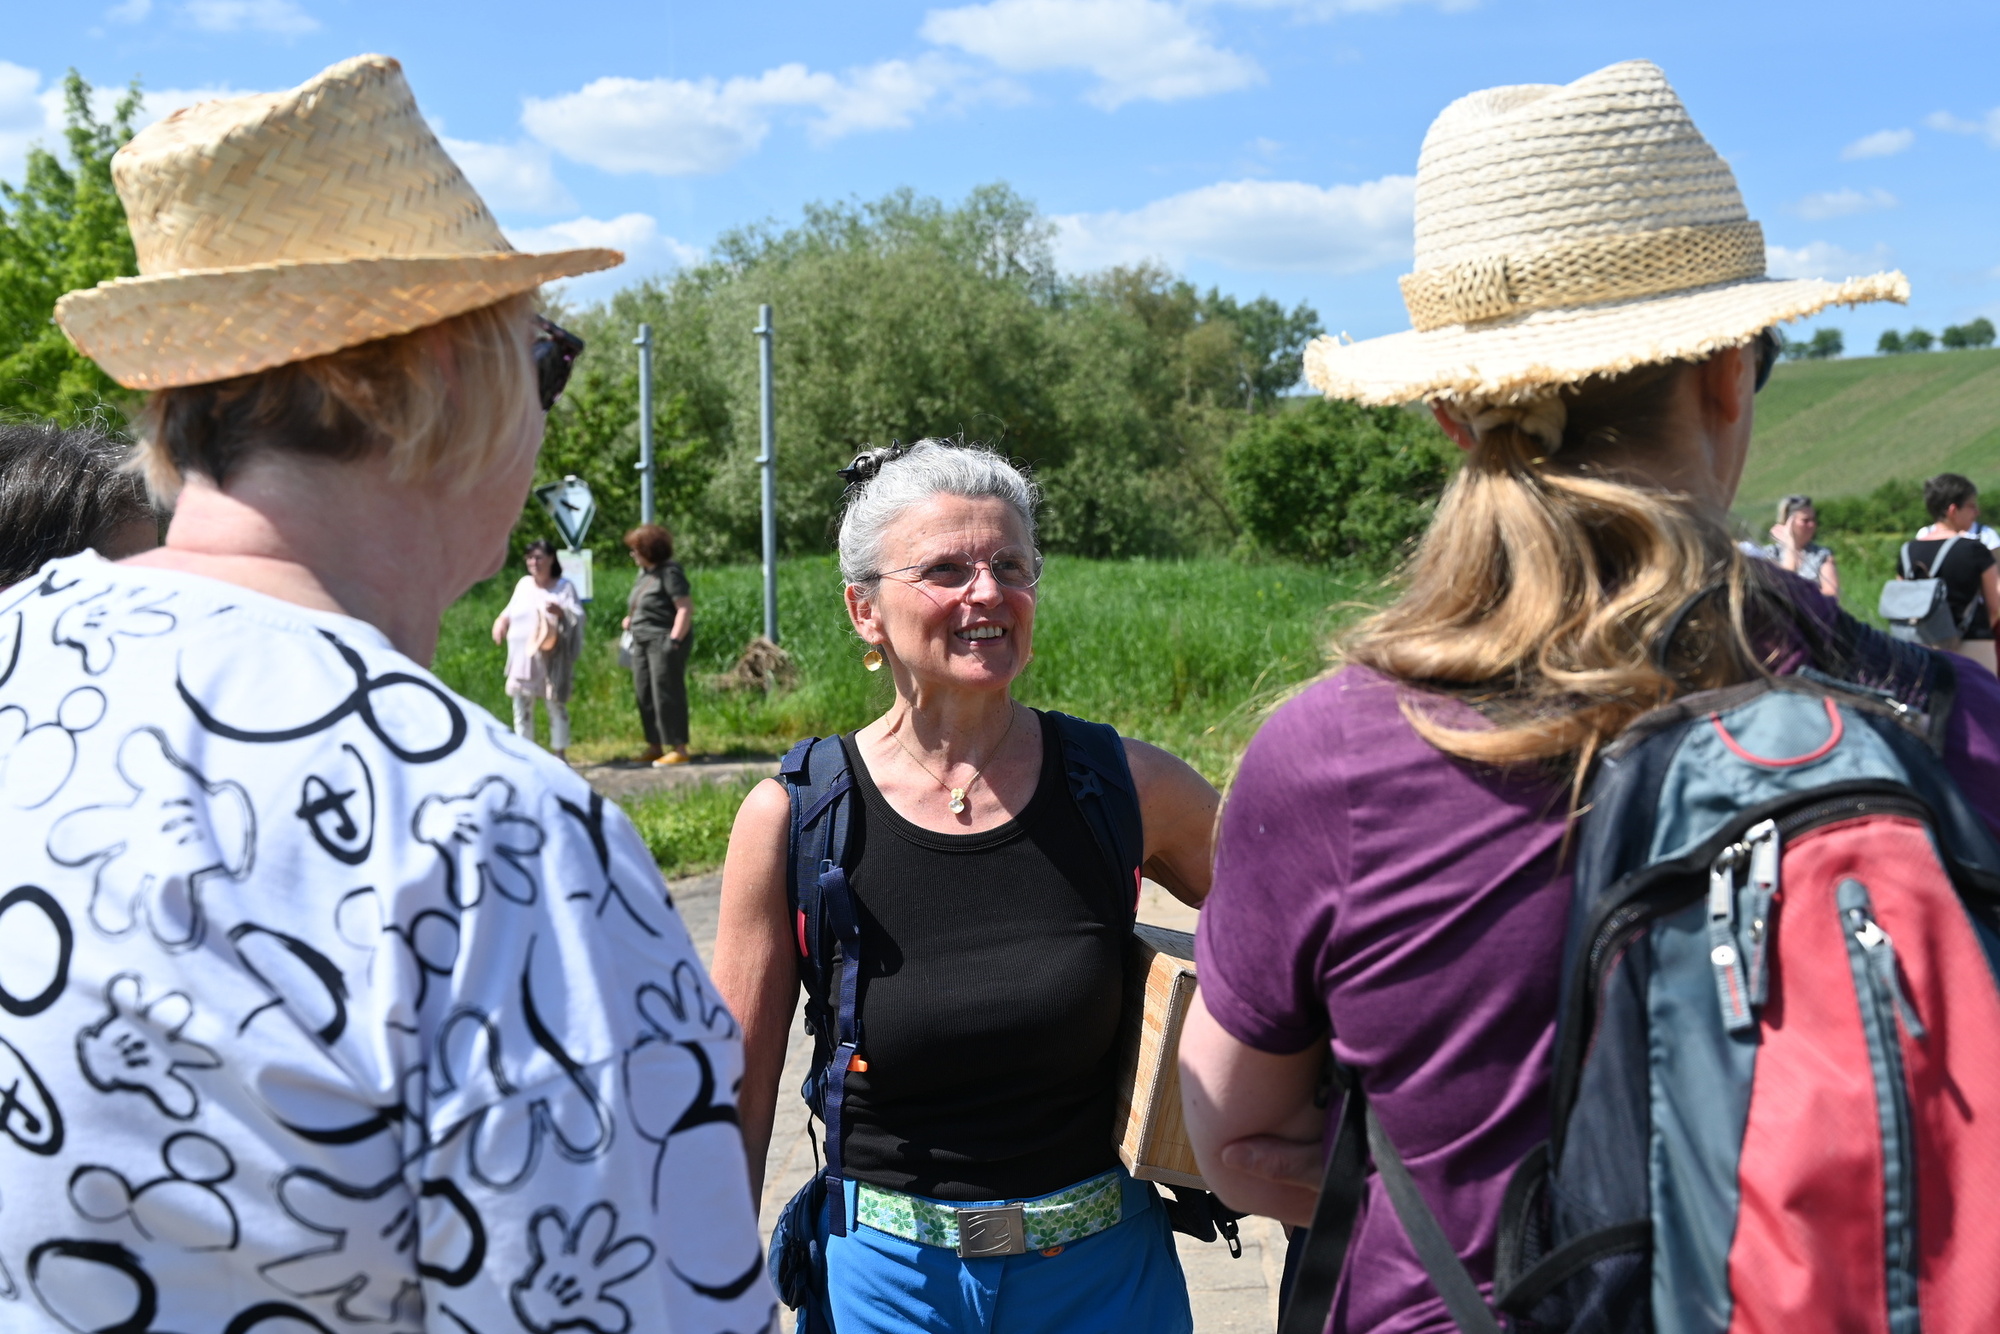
[{"left": 890, "top": 705, "right": 1015, "bottom": 815}]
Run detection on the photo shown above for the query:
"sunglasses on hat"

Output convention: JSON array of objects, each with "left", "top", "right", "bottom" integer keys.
[{"left": 533, "top": 315, "right": 585, "bottom": 411}]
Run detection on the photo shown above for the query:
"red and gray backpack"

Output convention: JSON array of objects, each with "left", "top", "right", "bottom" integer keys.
[{"left": 1283, "top": 627, "right": 2000, "bottom": 1333}]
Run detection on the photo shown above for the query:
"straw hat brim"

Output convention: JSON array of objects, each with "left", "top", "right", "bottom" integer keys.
[
  {"left": 55, "top": 247, "right": 622, "bottom": 391},
  {"left": 1305, "top": 270, "right": 1910, "bottom": 407}
]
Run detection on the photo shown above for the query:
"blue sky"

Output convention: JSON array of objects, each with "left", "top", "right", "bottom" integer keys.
[{"left": 4, "top": 0, "right": 1997, "bottom": 352}]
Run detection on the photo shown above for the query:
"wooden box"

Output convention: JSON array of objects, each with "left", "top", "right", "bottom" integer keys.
[{"left": 1113, "top": 922, "right": 1207, "bottom": 1190}]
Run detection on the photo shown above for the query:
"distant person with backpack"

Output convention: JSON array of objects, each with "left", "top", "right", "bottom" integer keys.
[
  {"left": 712, "top": 439, "right": 1219, "bottom": 1333},
  {"left": 1758, "top": 493, "right": 1839, "bottom": 597},
  {"left": 1904, "top": 472, "right": 2000, "bottom": 673},
  {"left": 1178, "top": 61, "right": 2000, "bottom": 1334}
]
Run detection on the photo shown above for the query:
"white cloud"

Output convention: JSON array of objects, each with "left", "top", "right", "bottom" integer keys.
[
  {"left": 505, "top": 213, "right": 701, "bottom": 304},
  {"left": 180, "top": 0, "right": 317, "bottom": 34},
  {"left": 1202, "top": 0, "right": 1477, "bottom": 13},
  {"left": 1926, "top": 108, "right": 2000, "bottom": 147},
  {"left": 921, "top": 0, "right": 1262, "bottom": 108},
  {"left": 1841, "top": 128, "right": 1912, "bottom": 160},
  {"left": 1766, "top": 240, "right": 1893, "bottom": 281},
  {"left": 1794, "top": 187, "right": 1897, "bottom": 221},
  {"left": 1053, "top": 174, "right": 1414, "bottom": 273},
  {"left": 438, "top": 135, "right": 575, "bottom": 214},
  {"left": 106, "top": 0, "right": 153, "bottom": 21},
  {"left": 1, "top": 67, "right": 250, "bottom": 184},
  {"left": 523, "top": 57, "right": 985, "bottom": 176}
]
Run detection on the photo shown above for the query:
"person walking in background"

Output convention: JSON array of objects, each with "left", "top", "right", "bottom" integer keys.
[
  {"left": 623, "top": 522, "right": 694, "bottom": 765},
  {"left": 1176, "top": 60, "right": 1994, "bottom": 1334},
  {"left": 1758, "top": 493, "right": 1839, "bottom": 596},
  {"left": 0, "top": 420, "right": 158, "bottom": 586},
  {"left": 492, "top": 538, "right": 584, "bottom": 761},
  {"left": 1907, "top": 472, "right": 2000, "bottom": 672},
  {"left": 6, "top": 54, "right": 773, "bottom": 1334},
  {"left": 713, "top": 439, "right": 1218, "bottom": 1333}
]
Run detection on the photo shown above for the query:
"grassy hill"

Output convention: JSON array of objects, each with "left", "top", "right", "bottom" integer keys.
[{"left": 1740, "top": 347, "right": 2000, "bottom": 513}]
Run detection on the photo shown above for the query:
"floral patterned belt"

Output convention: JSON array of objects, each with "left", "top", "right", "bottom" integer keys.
[{"left": 854, "top": 1169, "right": 1126, "bottom": 1259}]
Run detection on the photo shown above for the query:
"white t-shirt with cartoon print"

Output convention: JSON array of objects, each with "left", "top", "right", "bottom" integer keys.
[{"left": 0, "top": 554, "right": 773, "bottom": 1334}]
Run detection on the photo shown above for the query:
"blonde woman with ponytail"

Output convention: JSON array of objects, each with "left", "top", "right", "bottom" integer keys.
[{"left": 1178, "top": 62, "right": 2000, "bottom": 1334}]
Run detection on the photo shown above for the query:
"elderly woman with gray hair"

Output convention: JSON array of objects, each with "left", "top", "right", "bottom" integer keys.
[{"left": 713, "top": 439, "right": 1218, "bottom": 1332}]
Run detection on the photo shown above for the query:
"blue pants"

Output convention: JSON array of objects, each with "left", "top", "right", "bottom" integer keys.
[{"left": 825, "top": 1170, "right": 1194, "bottom": 1334}]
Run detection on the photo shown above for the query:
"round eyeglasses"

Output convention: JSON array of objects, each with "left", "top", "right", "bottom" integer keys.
[{"left": 873, "top": 547, "right": 1043, "bottom": 591}]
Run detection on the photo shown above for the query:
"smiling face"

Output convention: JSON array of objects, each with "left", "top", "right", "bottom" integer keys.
[
  {"left": 847, "top": 493, "right": 1036, "bottom": 695},
  {"left": 1786, "top": 507, "right": 1818, "bottom": 544},
  {"left": 525, "top": 547, "right": 554, "bottom": 585}
]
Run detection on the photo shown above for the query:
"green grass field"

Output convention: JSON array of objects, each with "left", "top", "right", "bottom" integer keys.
[
  {"left": 1741, "top": 348, "right": 2000, "bottom": 516},
  {"left": 434, "top": 554, "right": 1372, "bottom": 794}
]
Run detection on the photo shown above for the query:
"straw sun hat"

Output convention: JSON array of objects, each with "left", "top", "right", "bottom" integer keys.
[
  {"left": 55, "top": 54, "right": 621, "bottom": 391},
  {"left": 1304, "top": 60, "right": 1908, "bottom": 412}
]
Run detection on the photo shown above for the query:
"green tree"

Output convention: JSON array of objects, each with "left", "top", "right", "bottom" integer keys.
[
  {"left": 1807, "top": 328, "right": 1845, "bottom": 359},
  {"left": 1942, "top": 317, "right": 1996, "bottom": 350},
  {"left": 1903, "top": 327, "right": 1934, "bottom": 352},
  {"left": 1877, "top": 329, "right": 1904, "bottom": 355},
  {"left": 1222, "top": 398, "right": 1456, "bottom": 569},
  {"left": 0, "top": 71, "right": 142, "bottom": 424},
  {"left": 547, "top": 184, "right": 1325, "bottom": 562}
]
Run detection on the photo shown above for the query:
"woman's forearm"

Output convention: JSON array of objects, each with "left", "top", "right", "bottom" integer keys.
[
  {"left": 1180, "top": 993, "right": 1327, "bottom": 1224},
  {"left": 670, "top": 596, "right": 692, "bottom": 642}
]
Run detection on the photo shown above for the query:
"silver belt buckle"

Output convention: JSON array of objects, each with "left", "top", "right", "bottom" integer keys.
[{"left": 955, "top": 1204, "right": 1027, "bottom": 1258}]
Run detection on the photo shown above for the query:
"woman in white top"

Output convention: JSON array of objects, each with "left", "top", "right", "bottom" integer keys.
[
  {"left": 493, "top": 539, "right": 584, "bottom": 760},
  {"left": 1759, "top": 493, "right": 1839, "bottom": 597},
  {"left": 7, "top": 54, "right": 772, "bottom": 1334}
]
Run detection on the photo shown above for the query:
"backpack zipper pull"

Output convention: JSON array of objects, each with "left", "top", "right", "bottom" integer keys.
[
  {"left": 1838, "top": 881, "right": 1928, "bottom": 1042},
  {"left": 1743, "top": 820, "right": 1780, "bottom": 1008},
  {"left": 1709, "top": 842, "right": 1755, "bottom": 1034}
]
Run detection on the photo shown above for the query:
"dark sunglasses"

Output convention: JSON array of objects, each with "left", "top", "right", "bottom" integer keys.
[
  {"left": 1753, "top": 327, "right": 1781, "bottom": 393},
  {"left": 533, "top": 315, "right": 585, "bottom": 411}
]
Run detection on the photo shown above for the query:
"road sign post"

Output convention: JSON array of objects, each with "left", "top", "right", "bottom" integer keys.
[{"left": 754, "top": 304, "right": 779, "bottom": 644}]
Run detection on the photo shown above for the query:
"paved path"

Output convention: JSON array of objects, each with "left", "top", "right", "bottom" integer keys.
[{"left": 668, "top": 871, "right": 1285, "bottom": 1332}]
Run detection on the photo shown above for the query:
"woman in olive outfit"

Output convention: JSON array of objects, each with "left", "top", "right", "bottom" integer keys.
[
  {"left": 623, "top": 522, "right": 694, "bottom": 764},
  {"left": 713, "top": 439, "right": 1217, "bottom": 1333}
]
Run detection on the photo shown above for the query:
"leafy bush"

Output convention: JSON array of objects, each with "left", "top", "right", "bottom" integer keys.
[
  {"left": 1223, "top": 399, "right": 1457, "bottom": 569},
  {"left": 1816, "top": 478, "right": 1929, "bottom": 534}
]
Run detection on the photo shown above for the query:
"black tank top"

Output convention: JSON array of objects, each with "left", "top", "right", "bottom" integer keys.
[{"left": 835, "top": 710, "right": 1133, "bottom": 1201}]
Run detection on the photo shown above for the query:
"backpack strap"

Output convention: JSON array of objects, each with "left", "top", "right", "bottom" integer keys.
[
  {"left": 1278, "top": 1071, "right": 1503, "bottom": 1334},
  {"left": 779, "top": 734, "right": 863, "bottom": 1235},
  {"left": 1047, "top": 711, "right": 1145, "bottom": 909}
]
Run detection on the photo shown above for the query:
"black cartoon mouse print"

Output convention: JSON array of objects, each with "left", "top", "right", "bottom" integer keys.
[
  {"left": 297, "top": 744, "right": 375, "bottom": 866},
  {"left": 509, "top": 1201, "right": 655, "bottom": 1334},
  {"left": 413, "top": 777, "right": 545, "bottom": 910},
  {"left": 0, "top": 686, "right": 105, "bottom": 810},
  {"left": 53, "top": 584, "right": 176, "bottom": 675},
  {"left": 69, "top": 1131, "right": 240, "bottom": 1252},
  {"left": 46, "top": 727, "right": 254, "bottom": 951},
  {"left": 76, "top": 972, "right": 221, "bottom": 1120}
]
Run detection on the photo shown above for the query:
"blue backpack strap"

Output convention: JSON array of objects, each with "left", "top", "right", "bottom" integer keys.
[
  {"left": 780, "top": 734, "right": 864, "bottom": 1235},
  {"left": 1048, "top": 711, "right": 1146, "bottom": 910}
]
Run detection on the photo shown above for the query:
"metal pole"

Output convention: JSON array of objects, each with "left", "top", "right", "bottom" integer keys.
[
  {"left": 754, "top": 303, "right": 779, "bottom": 644},
  {"left": 634, "top": 323, "right": 655, "bottom": 526}
]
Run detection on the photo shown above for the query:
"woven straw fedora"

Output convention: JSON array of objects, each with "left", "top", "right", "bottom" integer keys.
[
  {"left": 55, "top": 54, "right": 621, "bottom": 391},
  {"left": 1304, "top": 60, "right": 1908, "bottom": 408}
]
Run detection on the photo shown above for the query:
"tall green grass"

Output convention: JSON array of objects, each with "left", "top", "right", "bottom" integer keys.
[{"left": 433, "top": 554, "right": 1372, "bottom": 783}]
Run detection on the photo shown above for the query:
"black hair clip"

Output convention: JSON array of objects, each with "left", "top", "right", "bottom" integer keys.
[{"left": 837, "top": 439, "right": 909, "bottom": 488}]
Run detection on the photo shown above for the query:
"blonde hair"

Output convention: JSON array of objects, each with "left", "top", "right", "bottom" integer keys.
[
  {"left": 1345, "top": 358, "right": 1783, "bottom": 789},
  {"left": 135, "top": 293, "right": 537, "bottom": 503}
]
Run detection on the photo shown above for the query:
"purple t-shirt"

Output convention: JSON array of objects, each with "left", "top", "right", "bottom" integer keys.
[{"left": 1195, "top": 599, "right": 2000, "bottom": 1334}]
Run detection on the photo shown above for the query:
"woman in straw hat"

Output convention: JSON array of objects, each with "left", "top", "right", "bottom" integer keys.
[
  {"left": 0, "top": 55, "right": 772, "bottom": 1334},
  {"left": 1177, "top": 60, "right": 2000, "bottom": 1332}
]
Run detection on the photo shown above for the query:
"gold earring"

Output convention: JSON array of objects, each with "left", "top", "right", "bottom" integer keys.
[{"left": 862, "top": 648, "right": 884, "bottom": 672}]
